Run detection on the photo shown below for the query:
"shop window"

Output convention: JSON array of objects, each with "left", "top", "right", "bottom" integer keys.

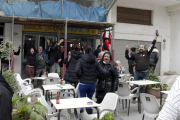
[
  {"left": 117, "top": 7, "right": 152, "bottom": 25},
  {"left": 0, "top": 38, "right": 3, "bottom": 44}
]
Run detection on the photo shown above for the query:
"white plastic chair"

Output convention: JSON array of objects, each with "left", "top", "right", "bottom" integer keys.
[
  {"left": 117, "top": 82, "right": 139, "bottom": 116},
  {"left": 80, "top": 93, "right": 118, "bottom": 120},
  {"left": 48, "top": 73, "right": 61, "bottom": 82},
  {"left": 28, "top": 92, "right": 70, "bottom": 120},
  {"left": 140, "top": 93, "right": 160, "bottom": 120},
  {"left": 14, "top": 73, "right": 32, "bottom": 84}
]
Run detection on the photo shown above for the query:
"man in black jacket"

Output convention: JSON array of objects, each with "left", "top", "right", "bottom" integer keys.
[
  {"left": 47, "top": 39, "right": 64, "bottom": 76},
  {"left": 127, "top": 47, "right": 136, "bottom": 76},
  {"left": 93, "top": 45, "right": 102, "bottom": 58},
  {"left": 125, "top": 34, "right": 158, "bottom": 103},
  {"left": 0, "top": 74, "right": 14, "bottom": 120}
]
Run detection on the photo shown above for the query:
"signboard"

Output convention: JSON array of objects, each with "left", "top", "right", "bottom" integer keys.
[{"left": 22, "top": 25, "right": 98, "bottom": 35}]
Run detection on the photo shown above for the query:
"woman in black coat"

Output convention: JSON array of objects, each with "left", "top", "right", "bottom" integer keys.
[
  {"left": 96, "top": 52, "right": 119, "bottom": 103},
  {"left": 0, "top": 74, "right": 14, "bottom": 120},
  {"left": 63, "top": 45, "right": 81, "bottom": 87}
]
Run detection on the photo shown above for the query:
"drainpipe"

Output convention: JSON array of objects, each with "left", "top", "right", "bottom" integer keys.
[{"left": 112, "top": 26, "right": 115, "bottom": 60}]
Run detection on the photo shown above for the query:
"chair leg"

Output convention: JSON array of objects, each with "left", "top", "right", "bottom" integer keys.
[
  {"left": 142, "top": 114, "right": 145, "bottom": 120},
  {"left": 122, "top": 100, "right": 124, "bottom": 109},
  {"left": 126, "top": 99, "right": 127, "bottom": 108},
  {"left": 128, "top": 100, "right": 130, "bottom": 116},
  {"left": 51, "top": 92, "right": 52, "bottom": 99},
  {"left": 119, "top": 99, "right": 121, "bottom": 110}
]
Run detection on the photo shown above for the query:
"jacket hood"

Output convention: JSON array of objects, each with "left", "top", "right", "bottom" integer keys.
[
  {"left": 81, "top": 54, "right": 95, "bottom": 64},
  {"left": 152, "top": 48, "right": 159, "bottom": 53},
  {"left": 71, "top": 51, "right": 81, "bottom": 59},
  {"left": 0, "top": 74, "right": 14, "bottom": 96}
]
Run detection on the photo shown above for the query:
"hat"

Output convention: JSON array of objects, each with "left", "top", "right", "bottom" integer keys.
[{"left": 131, "top": 47, "right": 136, "bottom": 52}]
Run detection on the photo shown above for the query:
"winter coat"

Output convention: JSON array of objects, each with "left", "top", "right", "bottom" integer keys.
[
  {"left": 1, "top": 49, "right": 20, "bottom": 64},
  {"left": 36, "top": 51, "right": 49, "bottom": 69},
  {"left": 150, "top": 48, "right": 159, "bottom": 66},
  {"left": 26, "top": 53, "right": 36, "bottom": 67},
  {"left": 46, "top": 45, "right": 61, "bottom": 65},
  {"left": 93, "top": 49, "right": 101, "bottom": 58},
  {"left": 125, "top": 40, "right": 156, "bottom": 71},
  {"left": 64, "top": 51, "right": 81, "bottom": 83},
  {"left": 96, "top": 62, "right": 119, "bottom": 101},
  {"left": 75, "top": 54, "right": 106, "bottom": 84},
  {"left": 128, "top": 53, "right": 136, "bottom": 66}
]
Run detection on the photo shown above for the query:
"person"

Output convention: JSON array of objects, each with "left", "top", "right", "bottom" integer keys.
[
  {"left": 75, "top": 45, "right": 106, "bottom": 114},
  {"left": 59, "top": 46, "right": 64, "bottom": 77},
  {"left": 102, "top": 35, "right": 111, "bottom": 51},
  {"left": 103, "top": 45, "right": 109, "bottom": 52},
  {"left": 125, "top": 33, "right": 158, "bottom": 104},
  {"left": 35, "top": 46, "right": 49, "bottom": 87},
  {"left": 64, "top": 45, "right": 81, "bottom": 97},
  {"left": 149, "top": 47, "right": 159, "bottom": 71},
  {"left": 47, "top": 39, "right": 63, "bottom": 76},
  {"left": 98, "top": 51, "right": 105, "bottom": 61},
  {"left": 26, "top": 48, "right": 36, "bottom": 78},
  {"left": 93, "top": 45, "right": 102, "bottom": 58},
  {"left": 64, "top": 45, "right": 81, "bottom": 87},
  {"left": 0, "top": 74, "right": 14, "bottom": 120},
  {"left": 127, "top": 47, "right": 136, "bottom": 76},
  {"left": 96, "top": 52, "right": 119, "bottom": 103},
  {"left": 116, "top": 60, "right": 125, "bottom": 75},
  {"left": 2, "top": 44, "right": 21, "bottom": 71},
  {"left": 157, "top": 77, "right": 180, "bottom": 120}
]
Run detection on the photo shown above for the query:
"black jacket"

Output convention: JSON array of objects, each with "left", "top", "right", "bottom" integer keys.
[
  {"left": 96, "top": 63, "right": 119, "bottom": 101},
  {"left": 149, "top": 48, "right": 159, "bottom": 66},
  {"left": 1, "top": 49, "right": 20, "bottom": 64},
  {"left": 128, "top": 53, "right": 136, "bottom": 66},
  {"left": 64, "top": 51, "right": 81, "bottom": 83},
  {"left": 47, "top": 45, "right": 61, "bottom": 65},
  {"left": 125, "top": 40, "right": 156, "bottom": 71},
  {"left": 26, "top": 53, "right": 36, "bottom": 67},
  {"left": 59, "top": 51, "right": 64, "bottom": 67},
  {"left": 93, "top": 49, "right": 101, "bottom": 58},
  {"left": 75, "top": 54, "right": 106, "bottom": 84},
  {"left": 0, "top": 75, "right": 13, "bottom": 120}
]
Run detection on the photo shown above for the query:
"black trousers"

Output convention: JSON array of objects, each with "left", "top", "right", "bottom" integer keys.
[{"left": 129, "top": 65, "right": 135, "bottom": 76}]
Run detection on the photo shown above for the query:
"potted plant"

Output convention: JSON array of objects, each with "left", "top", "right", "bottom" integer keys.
[
  {"left": 93, "top": 112, "right": 115, "bottom": 120},
  {"left": 147, "top": 67, "right": 161, "bottom": 98},
  {"left": 12, "top": 93, "right": 47, "bottom": 120}
]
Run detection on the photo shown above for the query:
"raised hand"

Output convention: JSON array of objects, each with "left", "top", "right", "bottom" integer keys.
[{"left": 126, "top": 45, "right": 129, "bottom": 50}]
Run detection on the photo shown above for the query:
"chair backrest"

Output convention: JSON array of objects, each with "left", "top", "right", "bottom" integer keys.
[
  {"left": 100, "top": 93, "right": 118, "bottom": 111},
  {"left": 117, "top": 82, "right": 131, "bottom": 97},
  {"left": 14, "top": 73, "right": 22, "bottom": 82},
  {"left": 75, "top": 83, "right": 80, "bottom": 97},
  {"left": 140, "top": 93, "right": 159, "bottom": 114},
  {"left": 45, "top": 77, "right": 59, "bottom": 85},
  {"left": 48, "top": 73, "right": 59, "bottom": 78}
]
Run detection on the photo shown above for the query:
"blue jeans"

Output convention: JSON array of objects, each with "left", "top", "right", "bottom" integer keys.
[
  {"left": 133, "top": 71, "right": 149, "bottom": 100},
  {"left": 79, "top": 84, "right": 96, "bottom": 110},
  {"left": 3, "top": 63, "right": 9, "bottom": 72}
]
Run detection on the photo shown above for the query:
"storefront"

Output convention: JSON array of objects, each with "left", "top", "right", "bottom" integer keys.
[{"left": 21, "top": 25, "right": 99, "bottom": 78}]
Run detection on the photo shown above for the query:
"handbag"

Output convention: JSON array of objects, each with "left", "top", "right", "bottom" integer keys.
[{"left": 96, "top": 80, "right": 106, "bottom": 92}]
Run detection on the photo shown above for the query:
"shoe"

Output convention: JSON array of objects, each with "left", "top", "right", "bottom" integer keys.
[{"left": 132, "top": 99, "right": 136, "bottom": 104}]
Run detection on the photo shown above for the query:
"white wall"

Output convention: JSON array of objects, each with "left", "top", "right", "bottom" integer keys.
[
  {"left": 169, "top": 10, "right": 180, "bottom": 74},
  {"left": 107, "top": 0, "right": 171, "bottom": 75},
  {"left": 4, "top": 23, "right": 22, "bottom": 74}
]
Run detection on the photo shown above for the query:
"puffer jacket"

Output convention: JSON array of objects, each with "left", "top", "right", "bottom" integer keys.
[
  {"left": 96, "top": 62, "right": 119, "bottom": 101},
  {"left": 75, "top": 54, "right": 106, "bottom": 84},
  {"left": 150, "top": 48, "right": 159, "bottom": 66},
  {"left": 64, "top": 51, "right": 81, "bottom": 83}
]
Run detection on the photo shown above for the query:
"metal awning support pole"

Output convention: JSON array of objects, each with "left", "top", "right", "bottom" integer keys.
[
  {"left": 100, "top": 30, "right": 102, "bottom": 46},
  {"left": 61, "top": 0, "right": 63, "bottom": 19},
  {"left": 112, "top": 26, "right": 115, "bottom": 60},
  {"left": 58, "top": 25, "right": 61, "bottom": 42},
  {"left": 63, "top": 18, "right": 68, "bottom": 78},
  {"left": 12, "top": 9, "right": 14, "bottom": 43}
]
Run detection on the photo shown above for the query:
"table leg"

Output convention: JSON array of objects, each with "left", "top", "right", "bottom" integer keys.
[
  {"left": 138, "top": 96, "right": 141, "bottom": 114},
  {"left": 95, "top": 107, "right": 99, "bottom": 119},
  {"left": 45, "top": 90, "right": 47, "bottom": 101},
  {"left": 159, "top": 84, "right": 162, "bottom": 105},
  {"left": 72, "top": 89, "right": 76, "bottom": 98},
  {"left": 43, "top": 88, "right": 44, "bottom": 95},
  {"left": 74, "top": 109, "right": 78, "bottom": 119},
  {"left": 58, "top": 110, "right": 61, "bottom": 120}
]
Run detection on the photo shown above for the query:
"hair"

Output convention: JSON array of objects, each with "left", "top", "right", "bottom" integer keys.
[
  {"left": 98, "top": 51, "right": 105, "bottom": 58},
  {"left": 116, "top": 60, "right": 121, "bottom": 64},
  {"left": 100, "top": 52, "right": 117, "bottom": 66},
  {"left": 103, "top": 45, "right": 109, "bottom": 51},
  {"left": 52, "top": 41, "right": 57, "bottom": 46},
  {"left": 83, "top": 45, "right": 95, "bottom": 65},
  {"left": 97, "top": 45, "right": 102, "bottom": 49},
  {"left": 105, "top": 37, "right": 109, "bottom": 40}
]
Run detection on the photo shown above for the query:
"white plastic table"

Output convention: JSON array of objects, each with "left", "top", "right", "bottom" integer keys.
[
  {"left": 51, "top": 97, "right": 100, "bottom": 120},
  {"left": 126, "top": 80, "right": 161, "bottom": 113},
  {"left": 42, "top": 84, "right": 75, "bottom": 101},
  {"left": 160, "top": 91, "right": 170, "bottom": 105}
]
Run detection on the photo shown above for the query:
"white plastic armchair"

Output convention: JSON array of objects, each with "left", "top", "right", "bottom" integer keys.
[
  {"left": 80, "top": 93, "right": 118, "bottom": 120},
  {"left": 117, "top": 82, "right": 139, "bottom": 116},
  {"left": 14, "top": 73, "right": 32, "bottom": 84},
  {"left": 48, "top": 73, "right": 61, "bottom": 82},
  {"left": 61, "top": 83, "right": 80, "bottom": 98}
]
